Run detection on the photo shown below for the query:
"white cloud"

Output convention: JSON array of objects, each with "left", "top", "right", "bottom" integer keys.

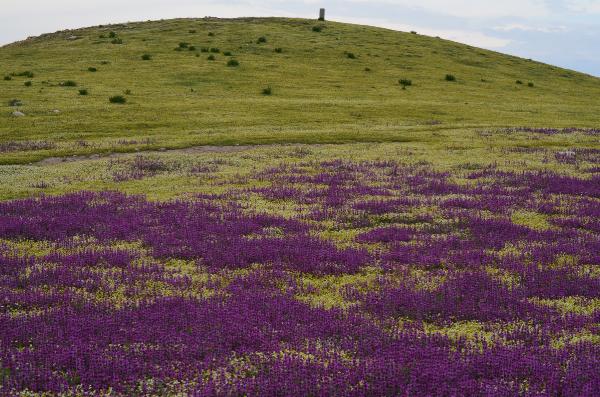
[
  {"left": 565, "top": 0, "right": 600, "bottom": 13},
  {"left": 338, "top": 0, "right": 550, "bottom": 18},
  {"left": 493, "top": 23, "right": 568, "bottom": 33}
]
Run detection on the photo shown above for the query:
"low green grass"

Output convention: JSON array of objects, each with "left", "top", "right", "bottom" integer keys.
[{"left": 1, "top": 17, "right": 599, "bottom": 164}]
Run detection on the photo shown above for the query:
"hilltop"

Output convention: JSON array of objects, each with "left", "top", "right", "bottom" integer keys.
[{"left": 1, "top": 17, "right": 600, "bottom": 164}]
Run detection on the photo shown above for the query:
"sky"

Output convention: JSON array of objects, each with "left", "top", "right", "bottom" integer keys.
[{"left": 1, "top": 0, "right": 599, "bottom": 76}]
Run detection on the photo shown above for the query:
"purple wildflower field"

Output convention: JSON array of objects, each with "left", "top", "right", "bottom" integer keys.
[{"left": 0, "top": 156, "right": 599, "bottom": 396}]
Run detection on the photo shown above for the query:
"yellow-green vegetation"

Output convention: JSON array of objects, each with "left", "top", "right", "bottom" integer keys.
[
  {"left": 511, "top": 210, "right": 552, "bottom": 231},
  {"left": 296, "top": 267, "right": 381, "bottom": 309},
  {"left": 1, "top": 17, "right": 600, "bottom": 164}
]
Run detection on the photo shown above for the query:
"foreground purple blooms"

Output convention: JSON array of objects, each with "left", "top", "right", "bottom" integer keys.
[{"left": 1, "top": 160, "right": 599, "bottom": 395}]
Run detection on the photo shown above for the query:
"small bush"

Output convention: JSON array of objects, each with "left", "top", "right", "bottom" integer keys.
[
  {"left": 207, "top": 55, "right": 216, "bottom": 61},
  {"left": 346, "top": 52, "right": 356, "bottom": 59},
  {"left": 208, "top": 32, "right": 215, "bottom": 37},
  {"left": 257, "top": 36, "right": 267, "bottom": 43},
  {"left": 364, "top": 67, "right": 371, "bottom": 72},
  {"left": 262, "top": 86, "right": 272, "bottom": 95},
  {"left": 189, "top": 29, "right": 197, "bottom": 33},
  {"left": 210, "top": 47, "right": 220, "bottom": 53},
  {"left": 516, "top": 80, "right": 523, "bottom": 85},
  {"left": 8, "top": 99, "right": 22, "bottom": 107},
  {"left": 141, "top": 54, "right": 152, "bottom": 60},
  {"left": 188, "top": 46, "right": 196, "bottom": 51},
  {"left": 108, "top": 31, "right": 117, "bottom": 38},
  {"left": 88, "top": 67, "right": 97, "bottom": 72},
  {"left": 4, "top": 76, "right": 12, "bottom": 81},
  {"left": 13, "top": 71, "right": 34, "bottom": 78},
  {"left": 201, "top": 47, "right": 209, "bottom": 53},
  {"left": 24, "top": 81, "right": 32, "bottom": 87},
  {"left": 79, "top": 89, "right": 89, "bottom": 96},
  {"left": 124, "top": 89, "right": 132, "bottom": 95},
  {"left": 528, "top": 82, "right": 535, "bottom": 87},
  {"left": 223, "top": 51, "right": 232, "bottom": 56},
  {"left": 399, "top": 79, "right": 412, "bottom": 88},
  {"left": 179, "top": 42, "right": 189, "bottom": 48},
  {"left": 99, "top": 34, "right": 106, "bottom": 39},
  {"left": 109, "top": 95, "right": 126, "bottom": 104},
  {"left": 274, "top": 48, "right": 283, "bottom": 53},
  {"left": 227, "top": 59, "right": 240, "bottom": 67},
  {"left": 445, "top": 74, "right": 457, "bottom": 82},
  {"left": 111, "top": 38, "right": 123, "bottom": 44},
  {"left": 101, "top": 61, "right": 110, "bottom": 65},
  {"left": 410, "top": 31, "right": 417, "bottom": 34},
  {"left": 60, "top": 80, "right": 78, "bottom": 87},
  {"left": 312, "top": 26, "right": 322, "bottom": 32}
]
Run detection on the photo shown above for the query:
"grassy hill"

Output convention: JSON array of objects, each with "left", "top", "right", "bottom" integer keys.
[{"left": 1, "top": 17, "right": 600, "bottom": 164}]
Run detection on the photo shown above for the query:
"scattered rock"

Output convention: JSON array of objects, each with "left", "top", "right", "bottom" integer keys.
[
  {"left": 11, "top": 111, "right": 25, "bottom": 117},
  {"left": 9, "top": 99, "right": 23, "bottom": 107},
  {"left": 158, "top": 147, "right": 167, "bottom": 152},
  {"left": 66, "top": 35, "right": 80, "bottom": 41},
  {"left": 51, "top": 109, "right": 61, "bottom": 114}
]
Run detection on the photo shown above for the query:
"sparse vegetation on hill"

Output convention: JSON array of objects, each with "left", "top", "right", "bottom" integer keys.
[{"left": 0, "top": 17, "right": 599, "bottom": 164}]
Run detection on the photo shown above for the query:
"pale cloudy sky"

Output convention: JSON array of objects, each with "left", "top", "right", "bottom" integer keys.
[{"left": 1, "top": 0, "right": 599, "bottom": 76}]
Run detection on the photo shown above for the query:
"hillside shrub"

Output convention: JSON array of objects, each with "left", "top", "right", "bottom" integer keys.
[
  {"left": 364, "top": 67, "right": 371, "bottom": 72},
  {"left": 60, "top": 80, "right": 77, "bottom": 87},
  {"left": 257, "top": 36, "right": 267, "bottom": 44},
  {"left": 346, "top": 52, "right": 356, "bottom": 59},
  {"left": 8, "top": 99, "right": 22, "bottom": 106},
  {"left": 111, "top": 38, "right": 123, "bottom": 44},
  {"left": 24, "top": 81, "right": 32, "bottom": 87},
  {"left": 399, "top": 79, "right": 412, "bottom": 88},
  {"left": 227, "top": 59, "right": 240, "bottom": 67},
  {"left": 445, "top": 74, "right": 457, "bottom": 82},
  {"left": 188, "top": 46, "right": 196, "bottom": 51},
  {"left": 108, "top": 31, "right": 117, "bottom": 38},
  {"left": 109, "top": 95, "right": 126, "bottom": 104},
  {"left": 79, "top": 89, "right": 89, "bottom": 96},
  {"left": 201, "top": 47, "right": 209, "bottom": 53},
  {"left": 88, "top": 67, "right": 97, "bottom": 72},
  {"left": 124, "top": 89, "right": 132, "bottom": 95},
  {"left": 262, "top": 86, "right": 272, "bottom": 95},
  {"left": 208, "top": 32, "right": 215, "bottom": 37},
  {"left": 312, "top": 26, "right": 322, "bottom": 32},
  {"left": 516, "top": 80, "right": 523, "bottom": 85},
  {"left": 13, "top": 71, "right": 34, "bottom": 78},
  {"left": 179, "top": 42, "right": 189, "bottom": 49},
  {"left": 141, "top": 54, "right": 152, "bottom": 60},
  {"left": 528, "top": 82, "right": 535, "bottom": 87},
  {"left": 210, "top": 48, "right": 220, "bottom": 53},
  {"left": 4, "top": 76, "right": 12, "bottom": 81},
  {"left": 189, "top": 29, "right": 197, "bottom": 33},
  {"left": 207, "top": 55, "right": 216, "bottom": 61},
  {"left": 223, "top": 51, "right": 232, "bottom": 56},
  {"left": 274, "top": 48, "right": 283, "bottom": 53}
]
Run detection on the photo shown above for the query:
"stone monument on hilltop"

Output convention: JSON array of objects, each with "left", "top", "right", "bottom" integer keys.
[{"left": 319, "top": 8, "right": 326, "bottom": 21}]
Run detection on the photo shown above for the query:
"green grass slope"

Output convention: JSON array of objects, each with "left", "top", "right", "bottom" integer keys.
[{"left": 1, "top": 17, "right": 600, "bottom": 164}]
